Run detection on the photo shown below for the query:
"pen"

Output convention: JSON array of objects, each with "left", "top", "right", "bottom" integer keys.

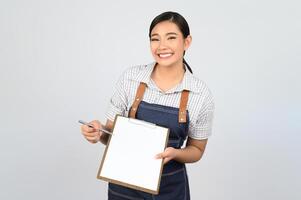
[{"left": 78, "top": 120, "right": 113, "bottom": 135}]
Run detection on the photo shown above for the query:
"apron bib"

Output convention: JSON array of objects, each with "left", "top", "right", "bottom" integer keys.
[{"left": 108, "top": 83, "right": 191, "bottom": 200}]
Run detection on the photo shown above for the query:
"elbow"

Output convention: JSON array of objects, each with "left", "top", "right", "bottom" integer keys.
[
  {"left": 194, "top": 153, "right": 202, "bottom": 162},
  {"left": 195, "top": 146, "right": 206, "bottom": 162},
  {"left": 192, "top": 147, "right": 205, "bottom": 162}
]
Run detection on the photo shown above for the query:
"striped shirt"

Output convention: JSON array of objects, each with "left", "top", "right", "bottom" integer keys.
[{"left": 105, "top": 62, "right": 214, "bottom": 140}]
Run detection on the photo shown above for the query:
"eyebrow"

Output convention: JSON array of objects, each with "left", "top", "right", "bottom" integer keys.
[{"left": 150, "top": 32, "right": 178, "bottom": 37}]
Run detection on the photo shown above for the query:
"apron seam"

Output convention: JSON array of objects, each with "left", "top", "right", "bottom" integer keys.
[
  {"left": 162, "top": 168, "right": 184, "bottom": 176},
  {"left": 109, "top": 188, "right": 144, "bottom": 200}
]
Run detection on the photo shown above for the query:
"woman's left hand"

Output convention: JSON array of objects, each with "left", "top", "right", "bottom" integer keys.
[{"left": 155, "top": 147, "right": 178, "bottom": 164}]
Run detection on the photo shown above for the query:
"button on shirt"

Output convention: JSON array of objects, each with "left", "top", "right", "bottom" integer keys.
[{"left": 105, "top": 62, "right": 215, "bottom": 140}]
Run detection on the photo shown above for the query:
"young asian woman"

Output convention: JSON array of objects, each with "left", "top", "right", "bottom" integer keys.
[{"left": 81, "top": 11, "right": 214, "bottom": 200}]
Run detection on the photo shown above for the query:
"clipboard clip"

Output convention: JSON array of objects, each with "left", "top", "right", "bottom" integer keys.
[{"left": 128, "top": 118, "right": 157, "bottom": 129}]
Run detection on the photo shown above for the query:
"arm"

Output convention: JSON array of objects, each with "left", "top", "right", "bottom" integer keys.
[
  {"left": 161, "top": 87, "right": 214, "bottom": 164},
  {"left": 156, "top": 137, "right": 208, "bottom": 164},
  {"left": 174, "top": 137, "right": 208, "bottom": 163}
]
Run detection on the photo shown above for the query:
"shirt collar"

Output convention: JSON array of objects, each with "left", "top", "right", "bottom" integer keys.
[{"left": 132, "top": 62, "right": 200, "bottom": 94}]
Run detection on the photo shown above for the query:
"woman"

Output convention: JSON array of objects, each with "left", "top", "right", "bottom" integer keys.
[{"left": 81, "top": 11, "right": 214, "bottom": 200}]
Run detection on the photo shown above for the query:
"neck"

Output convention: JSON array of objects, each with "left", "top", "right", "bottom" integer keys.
[{"left": 152, "top": 61, "right": 185, "bottom": 82}]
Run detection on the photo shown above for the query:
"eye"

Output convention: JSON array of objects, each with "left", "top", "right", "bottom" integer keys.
[
  {"left": 168, "top": 36, "right": 176, "bottom": 40},
  {"left": 150, "top": 38, "right": 159, "bottom": 42}
]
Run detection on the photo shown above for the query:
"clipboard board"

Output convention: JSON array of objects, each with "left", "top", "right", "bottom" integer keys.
[{"left": 97, "top": 115, "right": 169, "bottom": 194}]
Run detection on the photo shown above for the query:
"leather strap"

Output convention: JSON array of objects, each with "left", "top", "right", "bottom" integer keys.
[
  {"left": 178, "top": 90, "right": 189, "bottom": 123},
  {"left": 129, "top": 82, "right": 189, "bottom": 123},
  {"left": 129, "top": 82, "right": 147, "bottom": 118}
]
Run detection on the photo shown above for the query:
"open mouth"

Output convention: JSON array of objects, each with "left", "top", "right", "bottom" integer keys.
[{"left": 158, "top": 53, "right": 173, "bottom": 58}]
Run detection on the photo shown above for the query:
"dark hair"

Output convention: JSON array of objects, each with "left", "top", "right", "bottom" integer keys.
[{"left": 149, "top": 11, "right": 193, "bottom": 73}]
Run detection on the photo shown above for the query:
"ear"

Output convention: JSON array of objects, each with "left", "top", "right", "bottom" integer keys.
[{"left": 184, "top": 35, "right": 192, "bottom": 50}]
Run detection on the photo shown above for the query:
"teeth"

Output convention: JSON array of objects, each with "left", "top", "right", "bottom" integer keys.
[{"left": 159, "top": 53, "right": 172, "bottom": 58}]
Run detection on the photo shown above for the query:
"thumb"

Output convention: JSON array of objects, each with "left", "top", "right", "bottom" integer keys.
[
  {"left": 90, "top": 120, "right": 101, "bottom": 130},
  {"left": 163, "top": 157, "right": 172, "bottom": 164},
  {"left": 155, "top": 150, "right": 168, "bottom": 159},
  {"left": 155, "top": 153, "right": 163, "bottom": 159}
]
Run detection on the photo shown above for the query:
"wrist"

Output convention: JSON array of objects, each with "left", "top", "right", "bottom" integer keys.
[
  {"left": 99, "top": 133, "right": 109, "bottom": 145},
  {"left": 173, "top": 148, "right": 180, "bottom": 160}
]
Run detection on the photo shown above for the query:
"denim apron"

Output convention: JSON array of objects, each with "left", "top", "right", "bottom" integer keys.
[{"left": 108, "top": 82, "right": 190, "bottom": 200}]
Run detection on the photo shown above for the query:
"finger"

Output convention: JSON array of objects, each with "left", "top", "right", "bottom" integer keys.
[
  {"left": 85, "top": 135, "right": 97, "bottom": 140},
  {"left": 81, "top": 125, "right": 96, "bottom": 133},
  {"left": 163, "top": 157, "right": 172, "bottom": 164},
  {"left": 155, "top": 153, "right": 162, "bottom": 159},
  {"left": 155, "top": 151, "right": 168, "bottom": 159},
  {"left": 155, "top": 150, "right": 167, "bottom": 158},
  {"left": 82, "top": 131, "right": 100, "bottom": 137},
  {"left": 85, "top": 135, "right": 99, "bottom": 142},
  {"left": 160, "top": 150, "right": 169, "bottom": 158}
]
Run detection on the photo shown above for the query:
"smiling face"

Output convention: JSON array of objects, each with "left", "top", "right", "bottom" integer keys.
[{"left": 150, "top": 21, "right": 191, "bottom": 68}]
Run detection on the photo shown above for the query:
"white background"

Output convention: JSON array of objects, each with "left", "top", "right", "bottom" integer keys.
[{"left": 0, "top": 0, "right": 300, "bottom": 199}]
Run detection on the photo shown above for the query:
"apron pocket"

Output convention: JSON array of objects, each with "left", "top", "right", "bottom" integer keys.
[
  {"left": 158, "top": 168, "right": 188, "bottom": 200},
  {"left": 108, "top": 183, "right": 144, "bottom": 200}
]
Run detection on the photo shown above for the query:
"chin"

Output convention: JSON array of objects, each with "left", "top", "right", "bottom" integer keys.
[
  {"left": 155, "top": 60, "right": 178, "bottom": 68},
  {"left": 155, "top": 59, "right": 175, "bottom": 66}
]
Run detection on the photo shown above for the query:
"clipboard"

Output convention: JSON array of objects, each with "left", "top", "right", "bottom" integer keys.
[{"left": 97, "top": 115, "right": 169, "bottom": 194}]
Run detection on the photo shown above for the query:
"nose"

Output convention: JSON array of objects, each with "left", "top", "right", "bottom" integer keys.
[{"left": 158, "top": 39, "right": 168, "bottom": 50}]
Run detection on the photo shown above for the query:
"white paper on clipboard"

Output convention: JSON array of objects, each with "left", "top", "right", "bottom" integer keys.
[{"left": 97, "top": 115, "right": 169, "bottom": 194}]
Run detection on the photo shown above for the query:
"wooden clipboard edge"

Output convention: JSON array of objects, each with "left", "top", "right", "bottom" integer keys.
[
  {"left": 98, "top": 176, "right": 159, "bottom": 195},
  {"left": 96, "top": 114, "right": 170, "bottom": 195},
  {"left": 96, "top": 114, "right": 119, "bottom": 182}
]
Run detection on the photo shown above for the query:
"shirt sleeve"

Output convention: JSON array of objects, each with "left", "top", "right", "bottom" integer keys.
[
  {"left": 105, "top": 71, "right": 128, "bottom": 121},
  {"left": 188, "top": 92, "right": 215, "bottom": 140}
]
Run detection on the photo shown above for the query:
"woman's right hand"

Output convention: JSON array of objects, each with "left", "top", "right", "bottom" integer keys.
[{"left": 80, "top": 120, "right": 103, "bottom": 143}]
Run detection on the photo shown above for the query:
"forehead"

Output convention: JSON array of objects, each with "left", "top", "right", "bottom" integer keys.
[{"left": 151, "top": 21, "right": 181, "bottom": 35}]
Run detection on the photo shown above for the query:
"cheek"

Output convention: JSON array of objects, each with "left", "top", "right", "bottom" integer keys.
[
  {"left": 173, "top": 42, "right": 185, "bottom": 55},
  {"left": 167, "top": 39, "right": 180, "bottom": 47},
  {"left": 150, "top": 43, "right": 158, "bottom": 54}
]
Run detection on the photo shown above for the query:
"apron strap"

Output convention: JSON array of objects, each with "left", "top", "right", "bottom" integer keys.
[
  {"left": 179, "top": 90, "right": 189, "bottom": 123},
  {"left": 129, "top": 82, "right": 147, "bottom": 118},
  {"left": 129, "top": 82, "right": 190, "bottom": 123}
]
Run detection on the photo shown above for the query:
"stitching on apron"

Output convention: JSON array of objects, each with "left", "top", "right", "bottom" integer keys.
[
  {"left": 168, "top": 139, "right": 181, "bottom": 148},
  {"left": 109, "top": 188, "right": 144, "bottom": 200},
  {"left": 162, "top": 168, "right": 184, "bottom": 176},
  {"left": 168, "top": 139, "right": 180, "bottom": 144},
  {"left": 138, "top": 102, "right": 181, "bottom": 115},
  {"left": 183, "top": 167, "right": 187, "bottom": 200}
]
